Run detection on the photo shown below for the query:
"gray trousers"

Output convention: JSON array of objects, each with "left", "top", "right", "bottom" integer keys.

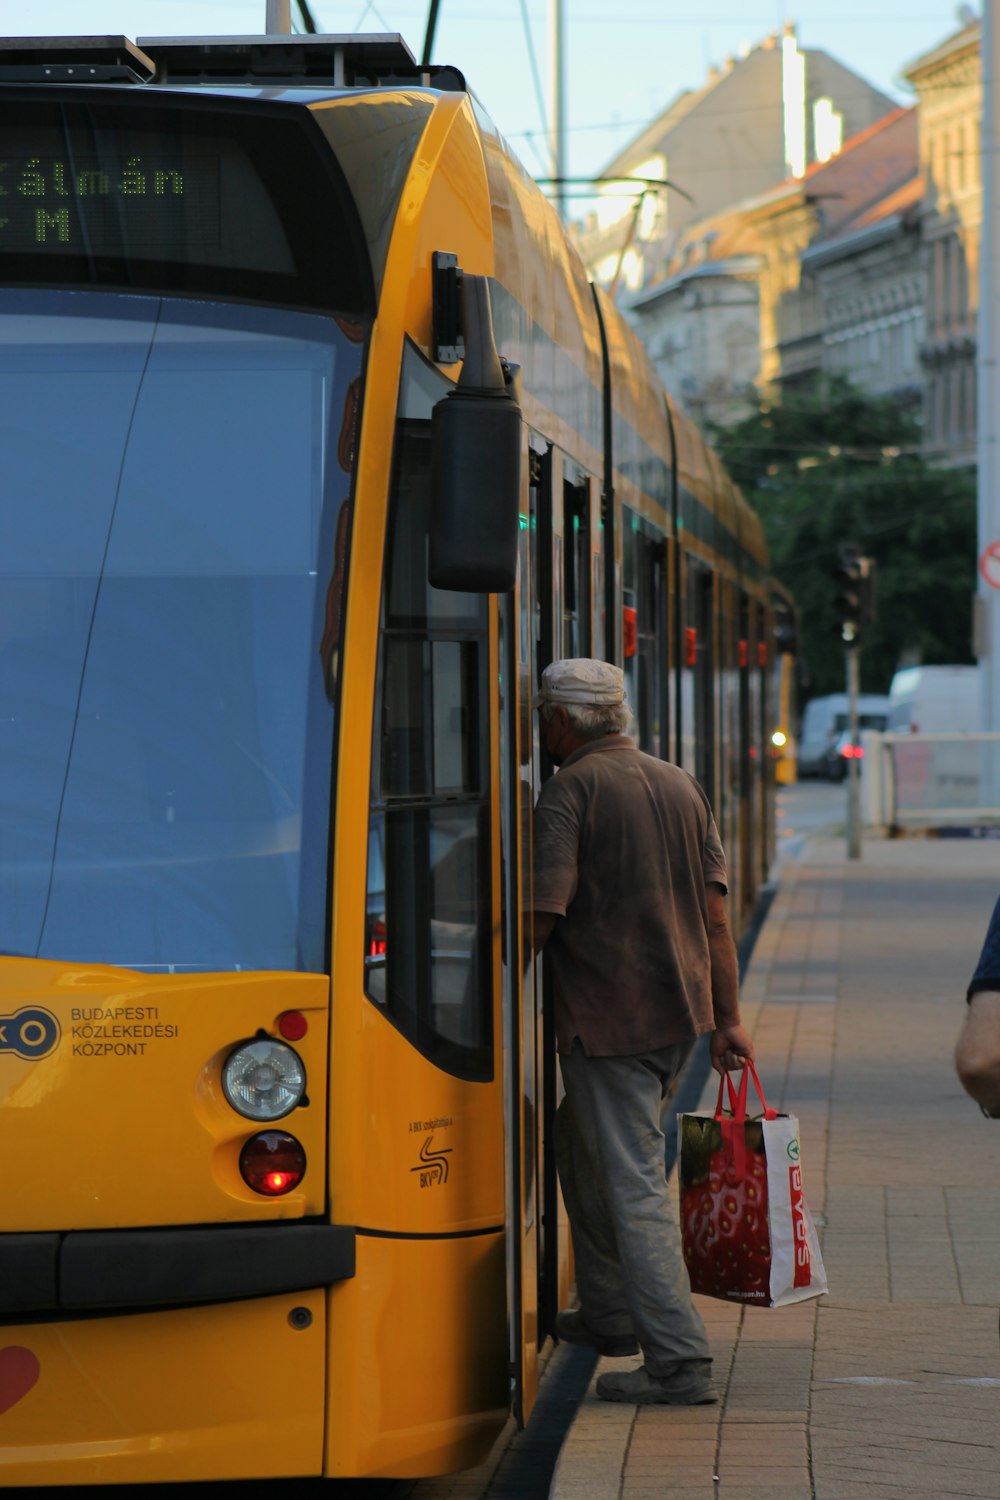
[{"left": 555, "top": 1040, "right": 711, "bottom": 1375}]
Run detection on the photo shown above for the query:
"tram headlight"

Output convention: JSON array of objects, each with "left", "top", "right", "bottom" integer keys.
[
  {"left": 771, "top": 730, "right": 787, "bottom": 748},
  {"left": 222, "top": 1039, "right": 306, "bottom": 1121}
]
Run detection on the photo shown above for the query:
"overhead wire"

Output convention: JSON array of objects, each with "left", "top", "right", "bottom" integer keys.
[
  {"left": 518, "top": 0, "right": 549, "bottom": 143},
  {"left": 352, "top": 1, "right": 395, "bottom": 29},
  {"left": 296, "top": 0, "right": 318, "bottom": 32}
]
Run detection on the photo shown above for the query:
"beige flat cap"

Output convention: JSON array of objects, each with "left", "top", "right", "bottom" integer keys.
[{"left": 535, "top": 658, "right": 626, "bottom": 707}]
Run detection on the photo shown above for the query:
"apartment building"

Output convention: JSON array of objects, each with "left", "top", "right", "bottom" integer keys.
[
  {"left": 747, "top": 107, "right": 920, "bottom": 394},
  {"left": 622, "top": 109, "right": 920, "bottom": 425},
  {"left": 575, "top": 16, "right": 984, "bottom": 460},
  {"left": 904, "top": 20, "right": 981, "bottom": 466},
  {"left": 574, "top": 23, "right": 893, "bottom": 299}
]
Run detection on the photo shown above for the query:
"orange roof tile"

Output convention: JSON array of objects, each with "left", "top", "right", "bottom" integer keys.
[{"left": 743, "top": 106, "right": 918, "bottom": 236}]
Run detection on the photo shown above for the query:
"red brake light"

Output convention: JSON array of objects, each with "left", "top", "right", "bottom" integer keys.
[
  {"left": 239, "top": 1131, "right": 306, "bottom": 1196},
  {"left": 277, "top": 1010, "right": 308, "bottom": 1042}
]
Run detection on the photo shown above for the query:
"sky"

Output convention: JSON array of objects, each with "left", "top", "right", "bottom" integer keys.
[{"left": 9, "top": 2, "right": 977, "bottom": 196}]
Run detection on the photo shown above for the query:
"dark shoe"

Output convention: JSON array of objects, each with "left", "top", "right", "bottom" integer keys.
[
  {"left": 555, "top": 1308, "right": 639, "bottom": 1357},
  {"left": 596, "top": 1362, "right": 717, "bottom": 1405}
]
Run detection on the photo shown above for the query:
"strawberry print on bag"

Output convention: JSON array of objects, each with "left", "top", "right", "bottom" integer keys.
[{"left": 680, "top": 1115, "right": 772, "bottom": 1302}]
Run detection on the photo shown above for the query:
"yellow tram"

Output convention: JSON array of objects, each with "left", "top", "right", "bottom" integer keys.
[
  {"left": 770, "top": 582, "right": 800, "bottom": 785},
  {"left": 0, "top": 31, "right": 788, "bottom": 1484}
]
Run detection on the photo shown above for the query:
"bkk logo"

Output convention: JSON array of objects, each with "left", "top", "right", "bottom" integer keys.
[{"left": 0, "top": 1006, "right": 61, "bottom": 1060}]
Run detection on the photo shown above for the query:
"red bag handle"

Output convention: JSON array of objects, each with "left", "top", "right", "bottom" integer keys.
[
  {"left": 713, "top": 1070, "right": 739, "bottom": 1118},
  {"left": 714, "top": 1060, "right": 778, "bottom": 1122},
  {"left": 714, "top": 1062, "right": 778, "bottom": 1185}
]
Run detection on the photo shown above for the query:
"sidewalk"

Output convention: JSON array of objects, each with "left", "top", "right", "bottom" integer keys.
[{"left": 551, "top": 825, "right": 1000, "bottom": 1500}]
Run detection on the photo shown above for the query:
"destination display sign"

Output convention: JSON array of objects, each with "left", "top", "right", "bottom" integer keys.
[
  {"left": 0, "top": 153, "right": 221, "bottom": 253},
  {"left": 0, "top": 99, "right": 372, "bottom": 315}
]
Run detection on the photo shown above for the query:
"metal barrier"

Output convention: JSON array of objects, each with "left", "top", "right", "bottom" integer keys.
[{"left": 878, "top": 732, "right": 1000, "bottom": 831}]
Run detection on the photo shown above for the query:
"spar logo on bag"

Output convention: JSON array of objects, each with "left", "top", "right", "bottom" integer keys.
[{"left": 788, "top": 1160, "right": 812, "bottom": 1287}]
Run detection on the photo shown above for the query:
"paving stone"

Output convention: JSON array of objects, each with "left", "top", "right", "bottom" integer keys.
[
  {"left": 713, "top": 1491, "right": 812, "bottom": 1500},
  {"left": 621, "top": 1488, "right": 717, "bottom": 1499},
  {"left": 816, "top": 1488, "right": 958, "bottom": 1500},
  {"left": 622, "top": 1491, "right": 718, "bottom": 1500}
]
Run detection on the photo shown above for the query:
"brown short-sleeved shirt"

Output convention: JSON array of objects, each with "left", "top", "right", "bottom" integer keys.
[{"left": 532, "top": 736, "right": 728, "bottom": 1057}]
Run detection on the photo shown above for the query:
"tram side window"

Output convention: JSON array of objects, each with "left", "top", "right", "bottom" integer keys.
[
  {"left": 563, "top": 478, "right": 591, "bottom": 658},
  {"left": 688, "top": 562, "right": 716, "bottom": 801},
  {"left": 365, "top": 421, "right": 492, "bottom": 1081},
  {"left": 622, "top": 508, "right": 665, "bottom": 756}
]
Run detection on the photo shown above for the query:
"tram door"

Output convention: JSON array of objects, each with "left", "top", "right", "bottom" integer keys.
[
  {"left": 623, "top": 509, "right": 668, "bottom": 758},
  {"left": 688, "top": 563, "right": 716, "bottom": 805},
  {"left": 562, "top": 472, "right": 592, "bottom": 660},
  {"left": 757, "top": 603, "right": 774, "bottom": 886},
  {"left": 737, "top": 592, "right": 754, "bottom": 926},
  {"left": 540, "top": 461, "right": 591, "bottom": 1333},
  {"left": 503, "top": 437, "right": 557, "bottom": 1426}
]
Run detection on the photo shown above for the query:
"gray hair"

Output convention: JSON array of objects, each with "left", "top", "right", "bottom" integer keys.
[{"left": 540, "top": 697, "right": 632, "bottom": 738}]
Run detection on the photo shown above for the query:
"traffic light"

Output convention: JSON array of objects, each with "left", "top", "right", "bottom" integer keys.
[
  {"left": 833, "top": 547, "right": 861, "bottom": 642},
  {"left": 833, "top": 546, "right": 876, "bottom": 645}
]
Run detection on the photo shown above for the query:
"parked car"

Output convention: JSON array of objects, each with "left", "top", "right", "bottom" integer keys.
[{"left": 798, "top": 693, "right": 890, "bottom": 780}]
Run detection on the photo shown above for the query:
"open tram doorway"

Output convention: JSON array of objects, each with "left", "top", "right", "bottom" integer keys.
[
  {"left": 501, "top": 440, "right": 597, "bottom": 1428},
  {"left": 501, "top": 436, "right": 553, "bottom": 1427}
]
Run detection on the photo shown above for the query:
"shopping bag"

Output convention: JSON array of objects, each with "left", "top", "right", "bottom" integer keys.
[{"left": 678, "top": 1061, "right": 827, "bottom": 1307}]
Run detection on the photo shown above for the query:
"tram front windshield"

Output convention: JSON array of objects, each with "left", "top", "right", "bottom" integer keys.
[{"left": 0, "top": 290, "right": 363, "bottom": 974}]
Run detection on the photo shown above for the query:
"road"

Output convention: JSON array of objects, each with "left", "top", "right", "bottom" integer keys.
[{"left": 776, "top": 775, "right": 848, "bottom": 856}]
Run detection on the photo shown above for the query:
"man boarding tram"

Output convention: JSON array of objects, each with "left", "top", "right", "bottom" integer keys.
[{"left": 531, "top": 658, "right": 755, "bottom": 1404}]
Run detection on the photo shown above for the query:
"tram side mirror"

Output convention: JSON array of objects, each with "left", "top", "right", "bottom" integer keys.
[{"left": 429, "top": 272, "right": 521, "bottom": 592}]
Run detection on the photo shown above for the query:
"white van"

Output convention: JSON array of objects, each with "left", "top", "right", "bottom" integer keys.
[
  {"left": 797, "top": 693, "right": 891, "bottom": 779},
  {"left": 886, "top": 666, "right": 979, "bottom": 733}
]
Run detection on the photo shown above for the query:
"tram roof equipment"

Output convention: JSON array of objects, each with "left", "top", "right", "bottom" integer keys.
[
  {"left": 0, "top": 36, "right": 156, "bottom": 84},
  {"left": 0, "top": 33, "right": 467, "bottom": 91}
]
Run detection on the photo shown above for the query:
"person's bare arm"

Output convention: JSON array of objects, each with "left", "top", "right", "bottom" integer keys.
[
  {"left": 706, "top": 882, "right": 754, "bottom": 1074},
  {"left": 955, "top": 990, "right": 1000, "bottom": 1116}
]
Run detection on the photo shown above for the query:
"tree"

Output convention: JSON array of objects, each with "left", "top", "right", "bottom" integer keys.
[{"left": 709, "top": 378, "right": 976, "bottom": 697}]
